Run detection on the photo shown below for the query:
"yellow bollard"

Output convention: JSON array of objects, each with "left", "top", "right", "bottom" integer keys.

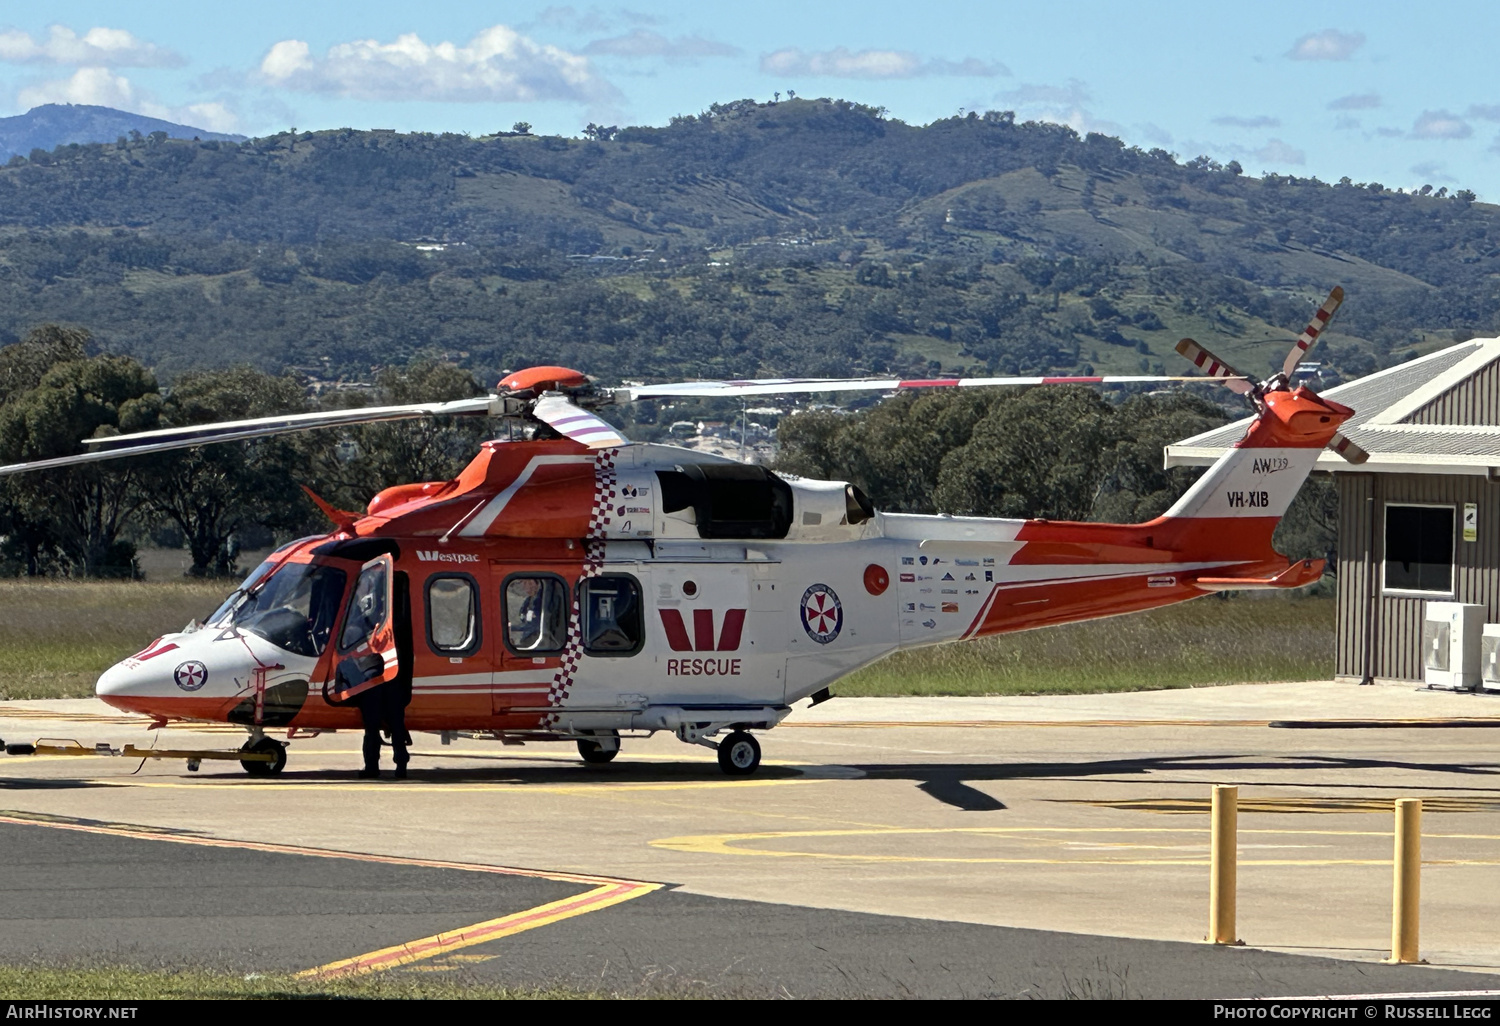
[
  {"left": 1388, "top": 798, "right": 1424, "bottom": 964},
  {"left": 1209, "top": 784, "right": 1240, "bottom": 945}
]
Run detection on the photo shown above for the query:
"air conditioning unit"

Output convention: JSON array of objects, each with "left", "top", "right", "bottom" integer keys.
[
  {"left": 1482, "top": 624, "right": 1500, "bottom": 693},
  {"left": 1423, "top": 602, "right": 1485, "bottom": 691}
]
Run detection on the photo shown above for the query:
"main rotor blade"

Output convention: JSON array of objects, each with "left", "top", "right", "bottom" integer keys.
[
  {"left": 532, "top": 394, "right": 629, "bottom": 449},
  {"left": 1328, "top": 430, "right": 1369, "bottom": 464},
  {"left": 618, "top": 374, "right": 1242, "bottom": 400},
  {"left": 1283, "top": 286, "right": 1345, "bottom": 378},
  {"left": 1174, "top": 339, "right": 1254, "bottom": 394},
  {"left": 83, "top": 396, "right": 498, "bottom": 450}
]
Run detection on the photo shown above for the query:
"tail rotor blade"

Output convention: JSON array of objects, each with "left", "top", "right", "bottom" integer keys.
[
  {"left": 1283, "top": 286, "right": 1345, "bottom": 378},
  {"left": 1175, "top": 338, "right": 1254, "bottom": 394},
  {"left": 1328, "top": 430, "right": 1369, "bottom": 464}
]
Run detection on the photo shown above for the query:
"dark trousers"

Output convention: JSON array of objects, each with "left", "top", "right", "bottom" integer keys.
[{"left": 356, "top": 685, "right": 409, "bottom": 771}]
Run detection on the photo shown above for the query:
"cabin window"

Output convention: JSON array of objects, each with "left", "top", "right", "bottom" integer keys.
[
  {"left": 425, "top": 574, "right": 480, "bottom": 656},
  {"left": 1384, "top": 504, "right": 1455, "bottom": 595},
  {"left": 580, "top": 575, "right": 644, "bottom": 656},
  {"left": 503, "top": 574, "right": 569, "bottom": 655}
]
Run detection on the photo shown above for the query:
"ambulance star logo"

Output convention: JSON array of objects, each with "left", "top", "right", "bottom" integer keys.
[
  {"left": 799, "top": 584, "right": 842, "bottom": 645},
  {"left": 173, "top": 660, "right": 208, "bottom": 692}
]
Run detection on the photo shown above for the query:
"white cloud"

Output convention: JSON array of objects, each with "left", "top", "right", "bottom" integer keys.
[
  {"left": 258, "top": 26, "right": 617, "bottom": 103},
  {"left": 1288, "top": 29, "right": 1365, "bottom": 61},
  {"left": 1253, "top": 138, "right": 1305, "bottom": 165},
  {"left": 1212, "top": 115, "right": 1279, "bottom": 129},
  {"left": 1468, "top": 104, "right": 1500, "bottom": 122},
  {"left": 1136, "top": 122, "right": 1173, "bottom": 145},
  {"left": 761, "top": 47, "right": 1007, "bottom": 79},
  {"left": 1329, "top": 92, "right": 1380, "bottom": 110},
  {"left": 0, "top": 25, "right": 182, "bottom": 67},
  {"left": 16, "top": 67, "right": 240, "bottom": 133},
  {"left": 1410, "top": 160, "right": 1457, "bottom": 183},
  {"left": 1412, "top": 110, "right": 1471, "bottom": 139},
  {"left": 1333, "top": 114, "right": 1360, "bottom": 130},
  {"left": 583, "top": 30, "right": 739, "bottom": 58},
  {"left": 997, "top": 80, "right": 1089, "bottom": 106}
]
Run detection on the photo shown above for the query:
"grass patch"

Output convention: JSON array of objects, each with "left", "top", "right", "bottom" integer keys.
[
  {"left": 0, "top": 964, "right": 591, "bottom": 1000},
  {"left": 839, "top": 594, "right": 1334, "bottom": 697},
  {"left": 0, "top": 579, "right": 227, "bottom": 700}
]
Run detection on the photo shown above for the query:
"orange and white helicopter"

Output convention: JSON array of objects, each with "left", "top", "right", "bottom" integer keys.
[{"left": 0, "top": 289, "right": 1361, "bottom": 776}]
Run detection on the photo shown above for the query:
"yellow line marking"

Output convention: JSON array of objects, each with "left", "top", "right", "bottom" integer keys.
[
  {"left": 297, "top": 880, "right": 661, "bottom": 979},
  {"left": 0, "top": 810, "right": 651, "bottom": 887},
  {"left": 650, "top": 825, "right": 1500, "bottom": 866},
  {"left": 91, "top": 777, "right": 824, "bottom": 793}
]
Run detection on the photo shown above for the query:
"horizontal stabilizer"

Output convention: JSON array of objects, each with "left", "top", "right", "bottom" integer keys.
[{"left": 1192, "top": 559, "right": 1324, "bottom": 591}]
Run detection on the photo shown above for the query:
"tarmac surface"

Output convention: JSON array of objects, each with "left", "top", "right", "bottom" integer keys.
[{"left": 7, "top": 681, "right": 1500, "bottom": 998}]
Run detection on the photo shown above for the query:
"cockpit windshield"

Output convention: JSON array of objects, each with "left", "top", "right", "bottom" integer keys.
[{"left": 208, "top": 562, "right": 348, "bottom": 657}]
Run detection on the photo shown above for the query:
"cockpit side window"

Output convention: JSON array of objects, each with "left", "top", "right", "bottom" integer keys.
[
  {"left": 339, "top": 561, "right": 390, "bottom": 652},
  {"left": 216, "top": 563, "right": 348, "bottom": 658}
]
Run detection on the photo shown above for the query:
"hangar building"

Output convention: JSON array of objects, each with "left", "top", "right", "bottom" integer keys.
[{"left": 1166, "top": 337, "right": 1500, "bottom": 684}]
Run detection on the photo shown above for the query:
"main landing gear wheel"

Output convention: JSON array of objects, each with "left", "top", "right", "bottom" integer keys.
[
  {"left": 717, "top": 731, "right": 761, "bottom": 776},
  {"left": 577, "top": 738, "right": 619, "bottom": 764},
  {"left": 240, "top": 737, "right": 287, "bottom": 777}
]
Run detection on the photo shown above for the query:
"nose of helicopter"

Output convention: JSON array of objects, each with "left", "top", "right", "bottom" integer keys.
[{"left": 94, "top": 636, "right": 217, "bottom": 711}]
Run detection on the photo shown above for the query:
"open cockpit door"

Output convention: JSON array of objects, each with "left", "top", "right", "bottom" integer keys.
[{"left": 323, "top": 554, "right": 399, "bottom": 705}]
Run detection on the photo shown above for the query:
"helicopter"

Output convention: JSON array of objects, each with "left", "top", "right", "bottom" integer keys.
[{"left": 0, "top": 289, "right": 1360, "bottom": 776}]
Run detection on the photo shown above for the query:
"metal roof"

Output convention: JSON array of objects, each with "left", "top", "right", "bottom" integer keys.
[{"left": 1164, "top": 338, "right": 1500, "bottom": 476}]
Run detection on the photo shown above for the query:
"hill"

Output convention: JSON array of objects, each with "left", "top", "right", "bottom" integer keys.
[
  {"left": 0, "top": 97, "right": 1492, "bottom": 385},
  {"left": 0, "top": 104, "right": 243, "bottom": 162}
]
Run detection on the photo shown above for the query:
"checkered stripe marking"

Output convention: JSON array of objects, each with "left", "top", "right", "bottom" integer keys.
[{"left": 544, "top": 448, "right": 618, "bottom": 721}]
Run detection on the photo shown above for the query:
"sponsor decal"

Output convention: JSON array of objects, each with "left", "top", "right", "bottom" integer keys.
[
  {"left": 901, "top": 556, "right": 915, "bottom": 565},
  {"left": 416, "top": 550, "right": 480, "bottom": 563},
  {"left": 919, "top": 556, "right": 928, "bottom": 565},
  {"left": 1251, "top": 457, "right": 1289, "bottom": 475},
  {"left": 931, "top": 558, "right": 944, "bottom": 565},
  {"left": 173, "top": 660, "right": 208, "bottom": 691},
  {"left": 1147, "top": 575, "right": 1177, "bottom": 588},
  {"left": 904, "top": 602, "right": 916, "bottom": 611},
  {"left": 941, "top": 572, "right": 955, "bottom": 581},
  {"left": 917, "top": 574, "right": 933, "bottom": 581},
  {"left": 984, "top": 571, "right": 994, "bottom": 582},
  {"left": 919, "top": 587, "right": 933, "bottom": 594},
  {"left": 1224, "top": 490, "right": 1271, "bottom": 509},
  {"left": 941, "top": 588, "right": 958, "bottom": 594},
  {"left": 902, "top": 618, "right": 916, "bottom": 626},
  {"left": 919, "top": 603, "right": 936, "bottom": 611},
  {"left": 982, "top": 557, "right": 996, "bottom": 567},
  {"left": 620, "top": 483, "right": 648, "bottom": 497},
  {"left": 941, "top": 601, "right": 960, "bottom": 613},
  {"left": 955, "top": 559, "right": 978, "bottom": 567},
  {"left": 900, "top": 573, "right": 915, "bottom": 583},
  {"left": 625, "top": 505, "right": 650, "bottom": 514},
  {"left": 666, "top": 657, "right": 742, "bottom": 676},
  {"left": 964, "top": 573, "right": 976, "bottom": 581},
  {"left": 659, "top": 608, "right": 746, "bottom": 652},
  {"left": 964, "top": 589, "right": 980, "bottom": 595},
  {"left": 922, "top": 619, "right": 937, "bottom": 629},
  {"left": 800, "top": 584, "right": 843, "bottom": 644}
]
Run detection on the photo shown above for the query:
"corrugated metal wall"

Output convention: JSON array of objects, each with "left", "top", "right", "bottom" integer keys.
[
  {"left": 1408, "top": 360, "right": 1500, "bottom": 425},
  {"left": 1336, "top": 472, "right": 1500, "bottom": 681}
]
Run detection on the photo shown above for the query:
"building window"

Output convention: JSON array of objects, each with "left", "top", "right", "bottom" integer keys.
[
  {"left": 425, "top": 574, "right": 480, "bottom": 656},
  {"left": 1385, "top": 504, "right": 1455, "bottom": 594},
  {"left": 502, "top": 574, "right": 569, "bottom": 655},
  {"left": 580, "top": 575, "right": 644, "bottom": 656}
]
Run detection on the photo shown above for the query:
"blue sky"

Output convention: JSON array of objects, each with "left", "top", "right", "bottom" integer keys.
[{"left": 7, "top": 2, "right": 1500, "bottom": 197}]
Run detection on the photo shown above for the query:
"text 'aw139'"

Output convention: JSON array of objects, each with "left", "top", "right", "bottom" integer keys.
[{"left": 0, "top": 288, "right": 1359, "bottom": 776}]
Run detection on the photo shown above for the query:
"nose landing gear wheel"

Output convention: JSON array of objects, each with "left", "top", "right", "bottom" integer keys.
[
  {"left": 577, "top": 738, "right": 619, "bottom": 764},
  {"left": 240, "top": 737, "right": 287, "bottom": 777},
  {"left": 717, "top": 731, "right": 760, "bottom": 776}
]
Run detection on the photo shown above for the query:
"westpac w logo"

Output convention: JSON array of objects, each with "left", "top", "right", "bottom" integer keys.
[{"left": 659, "top": 608, "right": 746, "bottom": 652}]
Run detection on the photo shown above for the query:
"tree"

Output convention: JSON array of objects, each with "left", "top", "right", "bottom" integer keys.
[
  {"left": 582, "top": 123, "right": 618, "bottom": 141},
  {"left": 143, "top": 367, "right": 309, "bottom": 577},
  {"left": 511, "top": 122, "right": 532, "bottom": 135},
  {"left": 0, "top": 353, "right": 162, "bottom": 576}
]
